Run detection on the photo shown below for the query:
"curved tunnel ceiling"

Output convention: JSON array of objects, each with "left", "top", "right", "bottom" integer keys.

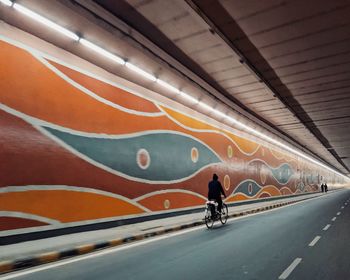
[{"left": 93, "top": 0, "right": 350, "bottom": 175}]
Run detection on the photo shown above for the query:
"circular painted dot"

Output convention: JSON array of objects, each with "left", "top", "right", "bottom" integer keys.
[
  {"left": 137, "top": 149, "right": 150, "bottom": 170},
  {"left": 248, "top": 183, "right": 253, "bottom": 194},
  {"left": 227, "top": 145, "right": 233, "bottom": 158},
  {"left": 164, "top": 199, "right": 170, "bottom": 209},
  {"left": 191, "top": 147, "right": 199, "bottom": 163},
  {"left": 224, "top": 175, "right": 230, "bottom": 191}
]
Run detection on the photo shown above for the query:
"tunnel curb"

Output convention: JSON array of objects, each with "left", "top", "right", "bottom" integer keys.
[{"left": 0, "top": 198, "right": 311, "bottom": 275}]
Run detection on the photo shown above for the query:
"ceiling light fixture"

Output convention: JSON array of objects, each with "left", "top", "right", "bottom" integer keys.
[
  {"left": 0, "top": 0, "right": 12, "bottom": 6},
  {"left": 179, "top": 91, "right": 198, "bottom": 104},
  {"left": 13, "top": 3, "right": 79, "bottom": 41},
  {"left": 198, "top": 101, "right": 213, "bottom": 112},
  {"left": 125, "top": 62, "right": 156, "bottom": 81},
  {"left": 80, "top": 38, "right": 125, "bottom": 65},
  {"left": 156, "top": 79, "right": 180, "bottom": 94}
]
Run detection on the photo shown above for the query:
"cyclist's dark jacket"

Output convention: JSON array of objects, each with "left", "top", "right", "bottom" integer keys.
[{"left": 208, "top": 180, "right": 225, "bottom": 200}]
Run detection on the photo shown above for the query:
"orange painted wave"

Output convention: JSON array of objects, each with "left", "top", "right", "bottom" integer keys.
[
  {"left": 0, "top": 40, "right": 300, "bottom": 168},
  {"left": 49, "top": 61, "right": 161, "bottom": 113},
  {"left": 0, "top": 190, "right": 145, "bottom": 223},
  {"left": 256, "top": 185, "right": 281, "bottom": 197},
  {"left": 225, "top": 193, "right": 251, "bottom": 203},
  {"left": 161, "top": 106, "right": 260, "bottom": 155},
  {"left": 0, "top": 108, "right": 297, "bottom": 201},
  {"left": 0, "top": 41, "right": 258, "bottom": 163}
]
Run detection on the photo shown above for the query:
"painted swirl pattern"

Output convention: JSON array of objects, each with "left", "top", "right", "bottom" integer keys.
[{"left": 0, "top": 35, "right": 342, "bottom": 235}]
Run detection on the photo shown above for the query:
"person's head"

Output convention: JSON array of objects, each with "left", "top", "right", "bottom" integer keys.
[{"left": 213, "top": 173, "right": 218, "bottom": 181}]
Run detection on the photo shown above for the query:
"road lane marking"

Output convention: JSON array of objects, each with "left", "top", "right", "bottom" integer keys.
[
  {"left": 341, "top": 206, "right": 344, "bottom": 209},
  {"left": 1, "top": 226, "right": 207, "bottom": 279},
  {"left": 332, "top": 217, "right": 337, "bottom": 221},
  {"left": 308, "top": 236, "right": 321, "bottom": 247},
  {"left": 0, "top": 194, "right": 330, "bottom": 279},
  {"left": 337, "top": 212, "right": 341, "bottom": 216},
  {"left": 278, "top": 258, "right": 302, "bottom": 279},
  {"left": 323, "top": 224, "right": 331, "bottom": 231}
]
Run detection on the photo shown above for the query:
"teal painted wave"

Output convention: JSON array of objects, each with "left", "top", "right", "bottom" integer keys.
[
  {"left": 270, "top": 163, "right": 293, "bottom": 184},
  {"left": 43, "top": 127, "right": 222, "bottom": 182},
  {"left": 248, "top": 160, "right": 293, "bottom": 185},
  {"left": 233, "top": 180, "right": 262, "bottom": 197}
]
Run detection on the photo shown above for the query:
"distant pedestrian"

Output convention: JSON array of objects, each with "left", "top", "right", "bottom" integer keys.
[
  {"left": 321, "top": 183, "right": 324, "bottom": 193},
  {"left": 325, "top": 183, "right": 328, "bottom": 193}
]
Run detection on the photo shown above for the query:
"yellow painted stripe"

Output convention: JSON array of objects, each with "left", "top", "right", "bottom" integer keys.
[
  {"left": 109, "top": 239, "right": 123, "bottom": 246},
  {"left": 0, "top": 261, "right": 13, "bottom": 273},
  {"left": 37, "top": 252, "right": 60, "bottom": 263},
  {"left": 77, "top": 244, "right": 95, "bottom": 254}
]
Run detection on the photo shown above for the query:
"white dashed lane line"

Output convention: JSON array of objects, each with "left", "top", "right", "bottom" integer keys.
[
  {"left": 332, "top": 217, "right": 337, "bottom": 222},
  {"left": 323, "top": 224, "right": 331, "bottom": 231},
  {"left": 337, "top": 212, "right": 341, "bottom": 216},
  {"left": 278, "top": 258, "right": 302, "bottom": 280},
  {"left": 308, "top": 236, "right": 321, "bottom": 247},
  {"left": 341, "top": 206, "right": 344, "bottom": 209}
]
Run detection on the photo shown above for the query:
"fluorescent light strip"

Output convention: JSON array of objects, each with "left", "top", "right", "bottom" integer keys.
[
  {"left": 0, "top": 0, "right": 12, "bottom": 6},
  {"left": 80, "top": 38, "right": 125, "bottom": 65},
  {"left": 13, "top": 4, "right": 79, "bottom": 41},
  {"left": 213, "top": 110, "right": 227, "bottom": 119},
  {"left": 156, "top": 79, "right": 180, "bottom": 94},
  {"left": 179, "top": 92, "right": 198, "bottom": 104},
  {"left": 125, "top": 62, "right": 156, "bottom": 81},
  {"left": 198, "top": 102, "right": 213, "bottom": 111}
]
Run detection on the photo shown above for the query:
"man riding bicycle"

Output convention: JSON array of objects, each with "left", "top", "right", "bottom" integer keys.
[{"left": 208, "top": 173, "right": 226, "bottom": 215}]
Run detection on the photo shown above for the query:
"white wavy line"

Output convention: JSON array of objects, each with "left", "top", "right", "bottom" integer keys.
[
  {"left": 30, "top": 53, "right": 164, "bottom": 117},
  {"left": 0, "top": 34, "right": 166, "bottom": 110},
  {"left": 247, "top": 158, "right": 295, "bottom": 186},
  {"left": 247, "top": 158, "right": 293, "bottom": 170},
  {"left": 134, "top": 189, "right": 207, "bottom": 202},
  {"left": 0, "top": 211, "right": 61, "bottom": 225},
  {"left": 157, "top": 106, "right": 261, "bottom": 156},
  {"left": 0, "top": 185, "right": 151, "bottom": 213},
  {"left": 269, "top": 147, "right": 297, "bottom": 163},
  {"left": 225, "top": 191, "right": 250, "bottom": 198},
  {"left": 0, "top": 35, "right": 334, "bottom": 184},
  {"left": 0, "top": 103, "right": 223, "bottom": 182},
  {"left": 0, "top": 99, "right": 221, "bottom": 175},
  {"left": 280, "top": 186, "right": 294, "bottom": 194},
  {"left": 0, "top": 36, "right": 261, "bottom": 156},
  {"left": 257, "top": 191, "right": 272, "bottom": 197},
  {"left": 256, "top": 185, "right": 281, "bottom": 196},
  {"left": 34, "top": 125, "right": 222, "bottom": 185},
  {"left": 0, "top": 102, "right": 223, "bottom": 163},
  {"left": 38, "top": 124, "right": 224, "bottom": 164}
]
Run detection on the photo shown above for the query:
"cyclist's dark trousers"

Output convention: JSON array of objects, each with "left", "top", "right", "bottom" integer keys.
[{"left": 217, "top": 198, "right": 223, "bottom": 212}]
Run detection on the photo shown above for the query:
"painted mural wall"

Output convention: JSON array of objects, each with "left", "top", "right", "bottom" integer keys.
[{"left": 0, "top": 33, "right": 345, "bottom": 236}]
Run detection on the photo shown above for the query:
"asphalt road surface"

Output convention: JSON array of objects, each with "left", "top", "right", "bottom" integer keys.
[{"left": 2, "top": 189, "right": 350, "bottom": 280}]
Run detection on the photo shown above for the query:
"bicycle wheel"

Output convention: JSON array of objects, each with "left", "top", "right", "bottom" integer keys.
[
  {"left": 205, "top": 215, "right": 214, "bottom": 229},
  {"left": 220, "top": 203, "right": 228, "bottom": 224}
]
